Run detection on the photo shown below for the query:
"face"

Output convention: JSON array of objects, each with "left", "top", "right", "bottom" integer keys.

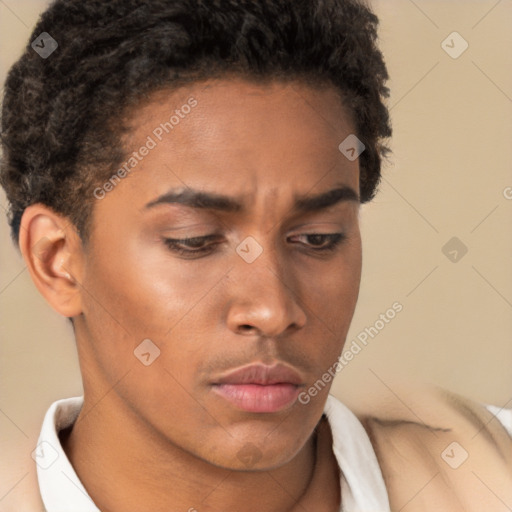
[{"left": 77, "top": 79, "right": 362, "bottom": 470}]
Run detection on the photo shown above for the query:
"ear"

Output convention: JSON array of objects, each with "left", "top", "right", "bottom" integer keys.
[{"left": 18, "top": 204, "right": 84, "bottom": 318}]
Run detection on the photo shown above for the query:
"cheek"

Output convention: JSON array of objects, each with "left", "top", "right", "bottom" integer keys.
[
  {"left": 78, "top": 233, "right": 235, "bottom": 387},
  {"left": 78, "top": 246, "right": 216, "bottom": 428},
  {"left": 82, "top": 231, "right": 223, "bottom": 336},
  {"left": 302, "top": 237, "right": 362, "bottom": 323},
  {"left": 301, "top": 237, "right": 362, "bottom": 368}
]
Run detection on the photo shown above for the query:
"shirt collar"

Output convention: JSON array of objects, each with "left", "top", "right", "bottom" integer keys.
[
  {"left": 36, "top": 397, "right": 100, "bottom": 512},
  {"left": 324, "top": 394, "right": 390, "bottom": 511}
]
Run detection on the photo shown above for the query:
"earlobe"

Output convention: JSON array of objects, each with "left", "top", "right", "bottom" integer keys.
[{"left": 19, "top": 204, "right": 84, "bottom": 318}]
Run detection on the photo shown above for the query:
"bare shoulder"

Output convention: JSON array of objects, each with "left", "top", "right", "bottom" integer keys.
[
  {"left": 0, "top": 460, "right": 45, "bottom": 512},
  {"left": 357, "top": 386, "right": 512, "bottom": 512}
]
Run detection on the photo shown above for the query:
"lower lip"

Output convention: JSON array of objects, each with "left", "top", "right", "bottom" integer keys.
[{"left": 212, "top": 383, "right": 301, "bottom": 413}]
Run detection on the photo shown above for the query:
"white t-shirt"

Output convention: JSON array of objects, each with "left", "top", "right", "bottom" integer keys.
[{"left": 35, "top": 394, "right": 391, "bottom": 512}]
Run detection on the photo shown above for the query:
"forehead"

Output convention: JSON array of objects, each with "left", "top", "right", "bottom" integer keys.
[{"left": 99, "top": 79, "right": 360, "bottom": 212}]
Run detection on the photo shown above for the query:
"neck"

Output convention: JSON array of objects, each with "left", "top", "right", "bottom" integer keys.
[{"left": 62, "top": 393, "right": 339, "bottom": 512}]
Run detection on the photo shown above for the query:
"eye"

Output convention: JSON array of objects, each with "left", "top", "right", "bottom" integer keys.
[
  {"left": 288, "top": 233, "right": 346, "bottom": 252},
  {"left": 163, "top": 235, "right": 221, "bottom": 257},
  {"left": 162, "top": 232, "right": 346, "bottom": 259}
]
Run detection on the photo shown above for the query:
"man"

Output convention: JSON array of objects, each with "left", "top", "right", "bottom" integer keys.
[{"left": 1, "top": 0, "right": 511, "bottom": 510}]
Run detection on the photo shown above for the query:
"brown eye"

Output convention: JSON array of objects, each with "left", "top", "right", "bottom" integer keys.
[
  {"left": 163, "top": 235, "right": 221, "bottom": 257},
  {"left": 289, "top": 233, "right": 346, "bottom": 252}
]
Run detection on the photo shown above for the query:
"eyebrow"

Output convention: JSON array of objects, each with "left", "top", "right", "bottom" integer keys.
[{"left": 145, "top": 186, "right": 360, "bottom": 213}]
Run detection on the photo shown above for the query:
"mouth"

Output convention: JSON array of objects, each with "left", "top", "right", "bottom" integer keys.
[{"left": 211, "top": 363, "right": 304, "bottom": 413}]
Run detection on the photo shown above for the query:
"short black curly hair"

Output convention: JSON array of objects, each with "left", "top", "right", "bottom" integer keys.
[{"left": 1, "top": 0, "right": 391, "bottom": 245}]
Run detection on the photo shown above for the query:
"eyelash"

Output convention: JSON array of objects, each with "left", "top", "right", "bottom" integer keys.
[{"left": 162, "top": 233, "right": 346, "bottom": 257}]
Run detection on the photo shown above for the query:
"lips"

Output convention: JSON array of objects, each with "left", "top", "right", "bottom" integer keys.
[
  {"left": 214, "top": 363, "right": 303, "bottom": 386},
  {"left": 211, "top": 363, "right": 304, "bottom": 413}
]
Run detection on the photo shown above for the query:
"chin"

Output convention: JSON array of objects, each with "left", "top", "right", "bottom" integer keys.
[{"left": 203, "top": 431, "right": 310, "bottom": 473}]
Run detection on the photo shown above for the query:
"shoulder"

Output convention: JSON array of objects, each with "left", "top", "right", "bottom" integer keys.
[
  {"left": 1, "top": 449, "right": 45, "bottom": 512},
  {"left": 358, "top": 387, "right": 512, "bottom": 512}
]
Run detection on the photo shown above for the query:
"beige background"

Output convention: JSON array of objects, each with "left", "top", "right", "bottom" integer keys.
[{"left": 1, "top": 0, "right": 511, "bottom": 504}]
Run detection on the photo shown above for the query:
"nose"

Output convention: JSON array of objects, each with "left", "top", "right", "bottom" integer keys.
[{"left": 225, "top": 247, "right": 307, "bottom": 338}]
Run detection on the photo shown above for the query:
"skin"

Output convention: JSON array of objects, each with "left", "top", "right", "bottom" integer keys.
[{"left": 20, "top": 79, "right": 362, "bottom": 512}]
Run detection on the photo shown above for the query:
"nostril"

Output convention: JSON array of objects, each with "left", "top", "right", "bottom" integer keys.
[{"left": 239, "top": 324, "right": 254, "bottom": 333}]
